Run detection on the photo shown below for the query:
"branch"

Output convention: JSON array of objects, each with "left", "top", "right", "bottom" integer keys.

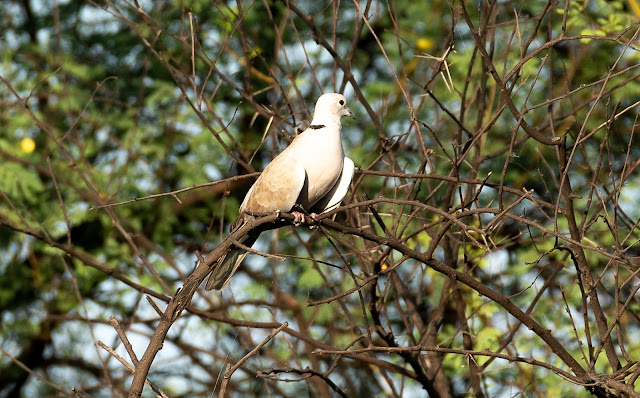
[
  {"left": 96, "top": 342, "right": 169, "bottom": 398},
  {"left": 89, "top": 173, "right": 259, "bottom": 210},
  {"left": 218, "top": 322, "right": 288, "bottom": 397},
  {"left": 127, "top": 212, "right": 293, "bottom": 397},
  {"left": 458, "top": 1, "right": 561, "bottom": 146},
  {"left": 313, "top": 345, "right": 579, "bottom": 383},
  {"left": 258, "top": 366, "right": 348, "bottom": 398},
  {"left": 315, "top": 217, "right": 589, "bottom": 380}
]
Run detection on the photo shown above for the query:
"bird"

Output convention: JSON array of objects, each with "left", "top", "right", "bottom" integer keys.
[{"left": 205, "top": 93, "right": 355, "bottom": 290}]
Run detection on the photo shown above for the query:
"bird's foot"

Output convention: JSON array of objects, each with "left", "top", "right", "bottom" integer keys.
[
  {"left": 292, "top": 211, "right": 305, "bottom": 226},
  {"left": 308, "top": 213, "right": 319, "bottom": 229}
]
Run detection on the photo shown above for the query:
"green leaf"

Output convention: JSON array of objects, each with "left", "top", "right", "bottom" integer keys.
[{"left": 0, "top": 162, "right": 45, "bottom": 203}]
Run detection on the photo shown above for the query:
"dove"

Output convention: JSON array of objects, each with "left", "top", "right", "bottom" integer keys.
[{"left": 205, "top": 93, "right": 355, "bottom": 290}]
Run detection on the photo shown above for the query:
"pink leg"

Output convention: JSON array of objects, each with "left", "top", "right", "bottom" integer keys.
[{"left": 292, "top": 211, "right": 305, "bottom": 226}]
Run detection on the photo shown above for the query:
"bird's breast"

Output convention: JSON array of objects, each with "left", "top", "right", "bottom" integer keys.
[{"left": 295, "top": 130, "right": 344, "bottom": 209}]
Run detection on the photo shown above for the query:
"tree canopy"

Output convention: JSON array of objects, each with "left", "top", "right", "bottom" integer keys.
[{"left": 2, "top": 0, "right": 640, "bottom": 397}]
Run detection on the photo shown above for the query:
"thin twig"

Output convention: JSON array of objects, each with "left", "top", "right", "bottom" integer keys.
[{"left": 218, "top": 322, "right": 289, "bottom": 397}]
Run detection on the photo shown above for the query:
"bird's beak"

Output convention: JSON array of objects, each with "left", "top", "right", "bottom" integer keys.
[{"left": 345, "top": 107, "right": 356, "bottom": 120}]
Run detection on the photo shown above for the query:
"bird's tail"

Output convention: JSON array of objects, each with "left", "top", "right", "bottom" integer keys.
[
  {"left": 205, "top": 216, "right": 259, "bottom": 290},
  {"left": 205, "top": 247, "right": 249, "bottom": 290}
]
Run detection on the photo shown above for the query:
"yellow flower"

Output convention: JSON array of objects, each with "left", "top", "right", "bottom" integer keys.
[
  {"left": 20, "top": 138, "right": 36, "bottom": 153},
  {"left": 416, "top": 38, "right": 434, "bottom": 51}
]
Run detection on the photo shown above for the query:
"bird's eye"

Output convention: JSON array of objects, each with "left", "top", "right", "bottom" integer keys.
[{"left": 339, "top": 100, "right": 345, "bottom": 105}]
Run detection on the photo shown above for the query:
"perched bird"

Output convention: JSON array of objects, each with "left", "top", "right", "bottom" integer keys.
[{"left": 205, "top": 93, "right": 355, "bottom": 290}]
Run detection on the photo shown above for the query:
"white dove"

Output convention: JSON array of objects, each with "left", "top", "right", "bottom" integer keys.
[{"left": 205, "top": 93, "right": 355, "bottom": 290}]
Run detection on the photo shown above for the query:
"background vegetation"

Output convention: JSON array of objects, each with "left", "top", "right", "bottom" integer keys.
[{"left": 2, "top": 0, "right": 640, "bottom": 396}]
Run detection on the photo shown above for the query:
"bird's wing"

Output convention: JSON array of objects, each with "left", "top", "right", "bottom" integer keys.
[
  {"left": 313, "top": 157, "right": 355, "bottom": 214},
  {"left": 207, "top": 153, "right": 307, "bottom": 291},
  {"left": 240, "top": 151, "right": 307, "bottom": 214}
]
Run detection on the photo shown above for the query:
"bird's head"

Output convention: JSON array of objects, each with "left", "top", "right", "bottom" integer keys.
[{"left": 313, "top": 93, "right": 355, "bottom": 123}]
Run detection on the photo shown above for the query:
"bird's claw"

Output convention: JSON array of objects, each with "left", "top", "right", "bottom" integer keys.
[
  {"left": 292, "top": 211, "right": 305, "bottom": 226},
  {"left": 308, "top": 213, "right": 319, "bottom": 229}
]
